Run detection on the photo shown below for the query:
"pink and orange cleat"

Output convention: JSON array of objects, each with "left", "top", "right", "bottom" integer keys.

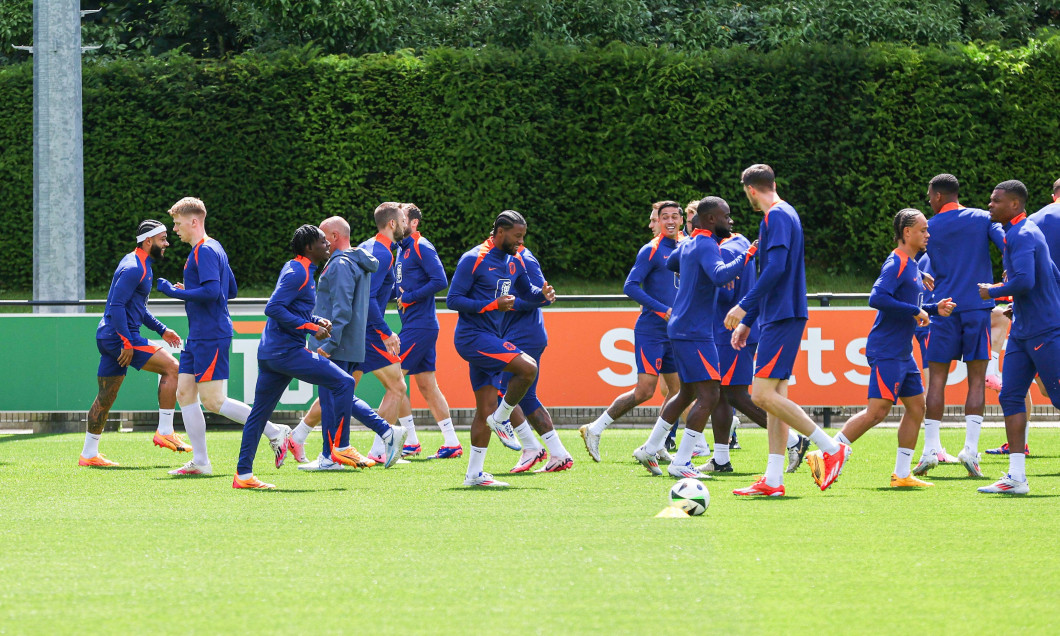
[
  {"left": 78, "top": 454, "right": 119, "bottom": 467},
  {"left": 232, "top": 475, "right": 275, "bottom": 490},
  {"left": 733, "top": 477, "right": 785, "bottom": 497},
  {"left": 153, "top": 431, "right": 192, "bottom": 453}
]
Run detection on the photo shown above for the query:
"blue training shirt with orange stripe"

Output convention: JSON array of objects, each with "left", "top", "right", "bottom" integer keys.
[
  {"left": 182, "top": 237, "right": 236, "bottom": 340},
  {"left": 258, "top": 255, "right": 322, "bottom": 359},
  {"left": 623, "top": 234, "right": 681, "bottom": 334},
  {"left": 988, "top": 214, "right": 1060, "bottom": 340},
  {"left": 446, "top": 237, "right": 547, "bottom": 339},
  {"left": 737, "top": 200, "right": 808, "bottom": 327},
  {"left": 714, "top": 233, "right": 759, "bottom": 344},
  {"left": 358, "top": 232, "right": 398, "bottom": 345},
  {"left": 867, "top": 249, "right": 939, "bottom": 360},
  {"left": 665, "top": 228, "right": 749, "bottom": 341},
  {"left": 926, "top": 201, "right": 1005, "bottom": 313},
  {"left": 396, "top": 231, "right": 448, "bottom": 331},
  {"left": 97, "top": 247, "right": 168, "bottom": 346},
  {"left": 502, "top": 245, "right": 549, "bottom": 350}
]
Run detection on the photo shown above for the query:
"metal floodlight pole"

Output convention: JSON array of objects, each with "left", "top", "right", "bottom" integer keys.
[{"left": 30, "top": 3, "right": 98, "bottom": 313}]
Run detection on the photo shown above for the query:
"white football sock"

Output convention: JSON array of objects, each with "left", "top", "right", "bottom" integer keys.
[
  {"left": 492, "top": 399, "right": 516, "bottom": 423},
  {"left": 437, "top": 418, "right": 460, "bottom": 447},
  {"left": 644, "top": 417, "right": 674, "bottom": 454},
  {"left": 399, "top": 414, "right": 417, "bottom": 445},
  {"left": 713, "top": 443, "right": 730, "bottom": 465},
  {"left": 370, "top": 434, "right": 386, "bottom": 457},
  {"left": 810, "top": 427, "right": 840, "bottom": 455},
  {"left": 834, "top": 432, "right": 852, "bottom": 446},
  {"left": 588, "top": 411, "right": 614, "bottom": 436},
  {"left": 894, "top": 447, "right": 914, "bottom": 478},
  {"left": 924, "top": 419, "right": 942, "bottom": 451},
  {"left": 157, "top": 409, "right": 175, "bottom": 436},
  {"left": 514, "top": 422, "right": 543, "bottom": 451},
  {"left": 674, "top": 428, "right": 702, "bottom": 465},
  {"left": 82, "top": 432, "right": 101, "bottom": 458},
  {"left": 964, "top": 415, "right": 983, "bottom": 453},
  {"left": 180, "top": 401, "right": 209, "bottom": 465},
  {"left": 731, "top": 415, "right": 741, "bottom": 434},
  {"left": 764, "top": 453, "right": 785, "bottom": 487},
  {"left": 1009, "top": 452, "right": 1027, "bottom": 482},
  {"left": 236, "top": 472, "right": 253, "bottom": 480},
  {"left": 786, "top": 430, "right": 800, "bottom": 448},
  {"left": 467, "top": 445, "right": 487, "bottom": 478},
  {"left": 987, "top": 351, "right": 1000, "bottom": 377},
  {"left": 541, "top": 430, "right": 567, "bottom": 458},
  {"left": 292, "top": 421, "right": 312, "bottom": 445}
]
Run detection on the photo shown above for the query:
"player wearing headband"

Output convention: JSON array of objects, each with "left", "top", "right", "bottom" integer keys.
[{"left": 80, "top": 220, "right": 184, "bottom": 467}]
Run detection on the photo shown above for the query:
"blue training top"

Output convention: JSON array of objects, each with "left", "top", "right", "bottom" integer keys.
[
  {"left": 988, "top": 214, "right": 1060, "bottom": 340},
  {"left": 738, "top": 200, "right": 808, "bottom": 327},
  {"left": 258, "top": 255, "right": 323, "bottom": 359},
  {"left": 926, "top": 202, "right": 1005, "bottom": 313}
]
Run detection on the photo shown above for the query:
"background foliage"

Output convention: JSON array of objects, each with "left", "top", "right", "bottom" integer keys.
[
  {"left": 3, "top": 1, "right": 1060, "bottom": 65},
  {"left": 2, "top": 39, "right": 1059, "bottom": 290}
]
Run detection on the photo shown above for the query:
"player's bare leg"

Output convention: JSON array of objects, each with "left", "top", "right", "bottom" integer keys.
[
  {"left": 636, "top": 378, "right": 719, "bottom": 479},
  {"left": 364, "top": 363, "right": 412, "bottom": 460},
  {"left": 80, "top": 375, "right": 126, "bottom": 466},
  {"left": 141, "top": 350, "right": 191, "bottom": 454},
  {"left": 413, "top": 371, "right": 462, "bottom": 457},
  {"left": 749, "top": 377, "right": 849, "bottom": 491},
  {"left": 985, "top": 306, "right": 1008, "bottom": 391},
  {"left": 921, "top": 361, "right": 959, "bottom": 467},
  {"left": 580, "top": 371, "right": 672, "bottom": 462}
]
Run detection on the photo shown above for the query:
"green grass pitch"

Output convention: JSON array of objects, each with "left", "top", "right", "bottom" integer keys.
[{"left": 1, "top": 428, "right": 1058, "bottom": 634}]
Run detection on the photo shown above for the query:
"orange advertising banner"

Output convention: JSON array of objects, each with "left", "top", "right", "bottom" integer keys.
[{"left": 418, "top": 308, "right": 1000, "bottom": 409}]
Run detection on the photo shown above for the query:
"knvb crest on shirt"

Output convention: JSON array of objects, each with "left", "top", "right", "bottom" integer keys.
[{"left": 496, "top": 279, "right": 512, "bottom": 297}]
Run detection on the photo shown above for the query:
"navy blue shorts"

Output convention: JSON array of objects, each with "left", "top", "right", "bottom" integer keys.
[
  {"left": 926, "top": 308, "right": 991, "bottom": 363},
  {"left": 353, "top": 331, "right": 402, "bottom": 374},
  {"left": 178, "top": 337, "right": 231, "bottom": 382},
  {"left": 455, "top": 331, "right": 523, "bottom": 391},
  {"left": 755, "top": 318, "right": 806, "bottom": 380},
  {"left": 96, "top": 335, "right": 159, "bottom": 377},
  {"left": 671, "top": 339, "right": 722, "bottom": 384},
  {"left": 914, "top": 328, "right": 929, "bottom": 369},
  {"left": 718, "top": 341, "right": 757, "bottom": 387},
  {"left": 999, "top": 330, "right": 1060, "bottom": 415},
  {"left": 634, "top": 325, "right": 676, "bottom": 376},
  {"left": 398, "top": 328, "right": 438, "bottom": 375},
  {"left": 867, "top": 355, "right": 923, "bottom": 402}
]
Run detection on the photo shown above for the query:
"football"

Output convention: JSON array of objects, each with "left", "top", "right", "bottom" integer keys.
[{"left": 669, "top": 478, "right": 709, "bottom": 515}]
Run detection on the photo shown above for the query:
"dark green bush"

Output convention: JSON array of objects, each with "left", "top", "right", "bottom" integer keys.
[{"left": 2, "top": 39, "right": 1059, "bottom": 290}]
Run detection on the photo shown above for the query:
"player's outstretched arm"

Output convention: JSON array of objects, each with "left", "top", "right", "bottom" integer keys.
[{"left": 157, "top": 278, "right": 222, "bottom": 303}]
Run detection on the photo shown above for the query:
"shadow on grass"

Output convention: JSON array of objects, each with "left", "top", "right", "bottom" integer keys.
[
  {"left": 731, "top": 495, "right": 803, "bottom": 501},
  {"left": 153, "top": 474, "right": 225, "bottom": 480},
  {"left": 976, "top": 493, "right": 1060, "bottom": 499},
  {"left": 870, "top": 487, "right": 937, "bottom": 492},
  {"left": 0, "top": 432, "right": 68, "bottom": 445}
]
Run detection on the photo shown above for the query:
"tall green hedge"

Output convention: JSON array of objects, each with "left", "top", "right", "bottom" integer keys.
[{"left": 2, "top": 40, "right": 1060, "bottom": 291}]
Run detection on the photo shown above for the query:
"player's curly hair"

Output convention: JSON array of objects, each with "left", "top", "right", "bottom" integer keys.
[
  {"left": 493, "top": 210, "right": 526, "bottom": 234},
  {"left": 289, "top": 224, "right": 321, "bottom": 256},
  {"left": 893, "top": 208, "right": 923, "bottom": 243}
]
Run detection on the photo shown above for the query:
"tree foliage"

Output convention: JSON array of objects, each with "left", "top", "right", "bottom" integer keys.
[{"left": 2, "top": 39, "right": 1060, "bottom": 290}]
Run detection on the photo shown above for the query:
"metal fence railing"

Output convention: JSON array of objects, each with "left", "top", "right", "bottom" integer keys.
[{"left": 0, "top": 292, "right": 871, "bottom": 308}]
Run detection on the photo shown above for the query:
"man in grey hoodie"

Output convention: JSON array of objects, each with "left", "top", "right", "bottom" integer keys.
[{"left": 287, "top": 216, "right": 404, "bottom": 470}]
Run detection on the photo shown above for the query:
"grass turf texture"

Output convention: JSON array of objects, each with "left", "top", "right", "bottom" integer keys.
[{"left": 1, "top": 428, "right": 1058, "bottom": 633}]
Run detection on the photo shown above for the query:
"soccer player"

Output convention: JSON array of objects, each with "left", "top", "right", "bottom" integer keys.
[
  {"left": 579, "top": 202, "right": 684, "bottom": 462},
  {"left": 293, "top": 203, "right": 413, "bottom": 465},
  {"left": 395, "top": 203, "right": 462, "bottom": 459},
  {"left": 446, "top": 211, "right": 555, "bottom": 487},
  {"left": 976, "top": 180, "right": 1060, "bottom": 494},
  {"left": 296, "top": 215, "right": 396, "bottom": 471},
  {"left": 500, "top": 243, "right": 574, "bottom": 473},
  {"left": 703, "top": 205, "right": 810, "bottom": 474},
  {"left": 81, "top": 220, "right": 184, "bottom": 467},
  {"left": 155, "top": 197, "right": 291, "bottom": 475},
  {"left": 632, "top": 196, "right": 750, "bottom": 479},
  {"left": 915, "top": 173, "right": 1005, "bottom": 479},
  {"left": 809, "top": 209, "right": 955, "bottom": 488},
  {"left": 233, "top": 225, "right": 405, "bottom": 489},
  {"left": 725, "top": 164, "right": 850, "bottom": 496}
]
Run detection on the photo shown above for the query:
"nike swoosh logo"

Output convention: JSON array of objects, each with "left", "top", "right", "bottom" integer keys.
[
  {"left": 488, "top": 267, "right": 498, "bottom": 271},
  {"left": 1035, "top": 343, "right": 1045, "bottom": 350}
]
